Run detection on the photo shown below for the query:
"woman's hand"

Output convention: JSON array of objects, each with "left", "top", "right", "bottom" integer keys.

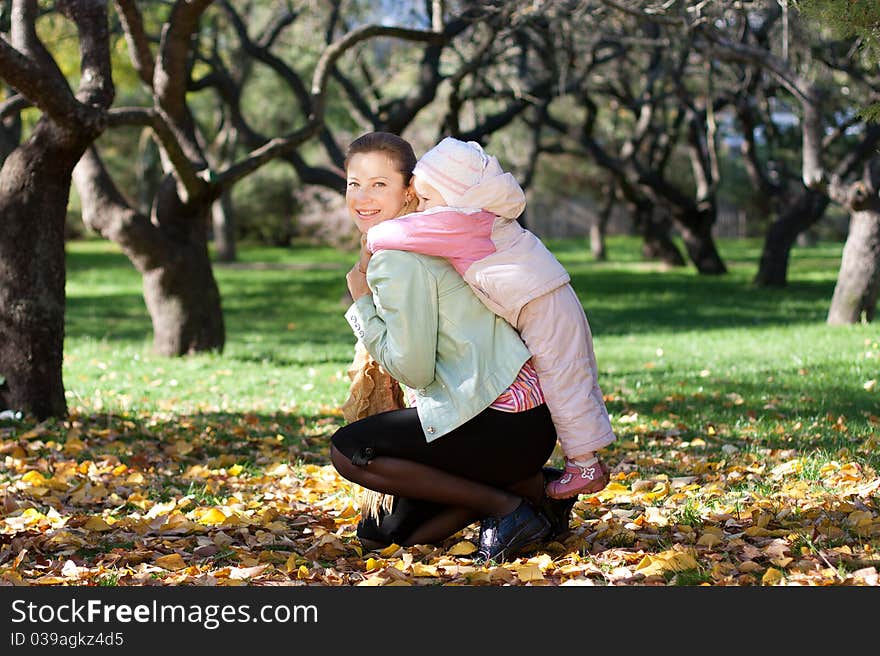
[
  {"left": 358, "top": 239, "right": 373, "bottom": 275},
  {"left": 346, "top": 263, "right": 372, "bottom": 301}
]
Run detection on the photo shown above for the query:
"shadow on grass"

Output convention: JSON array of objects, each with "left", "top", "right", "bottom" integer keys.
[
  {"left": 572, "top": 269, "right": 837, "bottom": 336},
  {"left": 66, "top": 266, "right": 837, "bottom": 344}
]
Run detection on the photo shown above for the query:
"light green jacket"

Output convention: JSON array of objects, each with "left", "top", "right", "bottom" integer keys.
[{"left": 345, "top": 249, "right": 531, "bottom": 442}]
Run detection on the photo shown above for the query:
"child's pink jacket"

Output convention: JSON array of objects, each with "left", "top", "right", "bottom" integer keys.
[
  {"left": 367, "top": 207, "right": 570, "bottom": 328},
  {"left": 367, "top": 207, "right": 616, "bottom": 455}
]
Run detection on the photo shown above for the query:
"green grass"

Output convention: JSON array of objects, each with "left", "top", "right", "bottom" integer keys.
[
  {"left": 64, "top": 239, "right": 356, "bottom": 416},
  {"left": 63, "top": 235, "right": 878, "bottom": 473}
]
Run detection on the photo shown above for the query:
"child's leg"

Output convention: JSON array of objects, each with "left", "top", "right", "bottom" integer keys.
[{"left": 516, "top": 285, "right": 616, "bottom": 484}]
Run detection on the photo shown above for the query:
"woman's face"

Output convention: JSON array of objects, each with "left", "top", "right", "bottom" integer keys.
[{"left": 346, "top": 152, "right": 412, "bottom": 234}]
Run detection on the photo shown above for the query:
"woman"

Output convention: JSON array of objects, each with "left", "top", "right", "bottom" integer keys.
[{"left": 330, "top": 132, "right": 567, "bottom": 562}]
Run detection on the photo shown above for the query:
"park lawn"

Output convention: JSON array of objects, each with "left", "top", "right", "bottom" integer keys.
[{"left": 0, "top": 235, "right": 877, "bottom": 587}]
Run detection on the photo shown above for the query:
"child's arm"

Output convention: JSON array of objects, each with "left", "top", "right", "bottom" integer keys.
[{"left": 367, "top": 209, "right": 496, "bottom": 274}]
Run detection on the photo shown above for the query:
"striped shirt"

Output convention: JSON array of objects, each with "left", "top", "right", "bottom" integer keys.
[
  {"left": 405, "top": 359, "right": 545, "bottom": 413},
  {"left": 489, "top": 358, "right": 545, "bottom": 412}
]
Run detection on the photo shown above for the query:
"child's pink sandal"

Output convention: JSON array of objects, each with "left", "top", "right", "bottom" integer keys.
[{"left": 545, "top": 456, "right": 610, "bottom": 499}]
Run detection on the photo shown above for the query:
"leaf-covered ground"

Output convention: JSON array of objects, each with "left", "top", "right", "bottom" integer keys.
[
  {"left": 3, "top": 238, "right": 877, "bottom": 585},
  {"left": 2, "top": 404, "right": 877, "bottom": 587}
]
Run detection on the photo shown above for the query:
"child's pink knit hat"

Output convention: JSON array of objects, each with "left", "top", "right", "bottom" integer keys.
[{"left": 413, "top": 137, "right": 525, "bottom": 219}]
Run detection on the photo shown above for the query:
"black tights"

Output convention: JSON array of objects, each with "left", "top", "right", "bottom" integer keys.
[{"left": 330, "top": 404, "right": 557, "bottom": 546}]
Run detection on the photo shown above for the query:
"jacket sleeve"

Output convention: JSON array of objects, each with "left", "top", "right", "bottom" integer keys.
[
  {"left": 344, "top": 250, "right": 437, "bottom": 390},
  {"left": 367, "top": 210, "right": 494, "bottom": 262}
]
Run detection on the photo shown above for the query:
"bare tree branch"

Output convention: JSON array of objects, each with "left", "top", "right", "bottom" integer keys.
[
  {"left": 73, "top": 147, "right": 171, "bottom": 271},
  {"left": 11, "top": 0, "right": 65, "bottom": 77},
  {"left": 154, "top": 0, "right": 214, "bottom": 118},
  {"left": 0, "top": 2, "right": 99, "bottom": 131},
  {"left": 60, "top": 0, "right": 114, "bottom": 109},
  {"left": 213, "top": 22, "right": 445, "bottom": 193},
  {"left": 258, "top": 3, "right": 298, "bottom": 49},
  {"left": 114, "top": 0, "right": 155, "bottom": 86},
  {"left": 697, "top": 25, "right": 825, "bottom": 187},
  {"left": 0, "top": 93, "right": 30, "bottom": 118},
  {"left": 311, "top": 24, "right": 445, "bottom": 122},
  {"left": 107, "top": 106, "right": 206, "bottom": 199}
]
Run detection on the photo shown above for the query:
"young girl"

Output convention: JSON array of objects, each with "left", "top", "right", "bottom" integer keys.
[{"left": 364, "top": 136, "right": 616, "bottom": 499}]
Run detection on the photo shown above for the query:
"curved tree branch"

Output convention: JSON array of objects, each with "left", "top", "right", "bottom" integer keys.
[
  {"left": 0, "top": 40, "right": 76, "bottom": 119},
  {"left": 212, "top": 22, "right": 444, "bottom": 194},
  {"left": 107, "top": 106, "right": 206, "bottom": 199},
  {"left": 697, "top": 24, "right": 825, "bottom": 188},
  {"left": 0, "top": 93, "right": 31, "bottom": 118},
  {"left": 114, "top": 0, "right": 156, "bottom": 86},
  {"left": 60, "top": 0, "right": 114, "bottom": 109},
  {"left": 73, "top": 146, "right": 171, "bottom": 272},
  {"left": 154, "top": 0, "right": 214, "bottom": 118}
]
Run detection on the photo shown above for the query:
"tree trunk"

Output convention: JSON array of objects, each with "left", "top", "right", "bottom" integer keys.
[
  {"left": 145, "top": 179, "right": 224, "bottom": 356},
  {"left": 754, "top": 188, "right": 828, "bottom": 287},
  {"left": 590, "top": 215, "right": 606, "bottom": 261},
  {"left": 639, "top": 208, "right": 686, "bottom": 266},
  {"left": 0, "top": 121, "right": 87, "bottom": 418},
  {"left": 74, "top": 152, "right": 225, "bottom": 356},
  {"left": 144, "top": 238, "right": 226, "bottom": 355},
  {"left": 211, "top": 190, "right": 236, "bottom": 262},
  {"left": 0, "top": 111, "right": 21, "bottom": 166},
  {"left": 675, "top": 206, "right": 727, "bottom": 274},
  {"left": 135, "top": 186, "right": 225, "bottom": 356},
  {"left": 827, "top": 208, "right": 880, "bottom": 325},
  {"left": 590, "top": 184, "right": 612, "bottom": 261}
]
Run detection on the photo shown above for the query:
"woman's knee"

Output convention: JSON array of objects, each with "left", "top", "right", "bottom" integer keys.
[
  {"left": 330, "top": 444, "right": 360, "bottom": 481},
  {"left": 331, "top": 423, "right": 377, "bottom": 468}
]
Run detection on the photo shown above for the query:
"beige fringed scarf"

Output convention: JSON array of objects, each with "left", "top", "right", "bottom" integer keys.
[{"left": 341, "top": 340, "right": 405, "bottom": 521}]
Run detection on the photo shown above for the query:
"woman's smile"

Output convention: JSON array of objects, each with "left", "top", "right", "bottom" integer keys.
[{"left": 346, "top": 151, "right": 411, "bottom": 234}]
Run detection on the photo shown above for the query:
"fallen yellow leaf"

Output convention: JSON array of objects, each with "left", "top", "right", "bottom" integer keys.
[
  {"left": 20, "top": 470, "right": 47, "bottom": 486},
  {"left": 635, "top": 548, "right": 699, "bottom": 576},
  {"left": 762, "top": 567, "right": 783, "bottom": 585},
  {"left": 447, "top": 541, "right": 477, "bottom": 556},
  {"left": 411, "top": 563, "right": 438, "bottom": 577},
  {"left": 199, "top": 508, "right": 228, "bottom": 526},
  {"left": 514, "top": 563, "right": 545, "bottom": 582},
  {"left": 379, "top": 543, "right": 402, "bottom": 558},
  {"left": 84, "top": 517, "right": 113, "bottom": 531},
  {"left": 154, "top": 553, "right": 187, "bottom": 570}
]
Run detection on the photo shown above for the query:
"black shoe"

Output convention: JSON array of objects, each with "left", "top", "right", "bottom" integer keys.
[
  {"left": 475, "top": 499, "right": 551, "bottom": 563},
  {"left": 540, "top": 467, "right": 577, "bottom": 539},
  {"left": 356, "top": 517, "right": 392, "bottom": 551}
]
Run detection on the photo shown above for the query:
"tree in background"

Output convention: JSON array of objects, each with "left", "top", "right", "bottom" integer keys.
[
  {"left": 0, "top": 0, "right": 114, "bottom": 419},
  {"left": 794, "top": 0, "right": 880, "bottom": 322},
  {"left": 73, "top": 0, "right": 443, "bottom": 357},
  {"left": 697, "top": 2, "right": 879, "bottom": 288}
]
